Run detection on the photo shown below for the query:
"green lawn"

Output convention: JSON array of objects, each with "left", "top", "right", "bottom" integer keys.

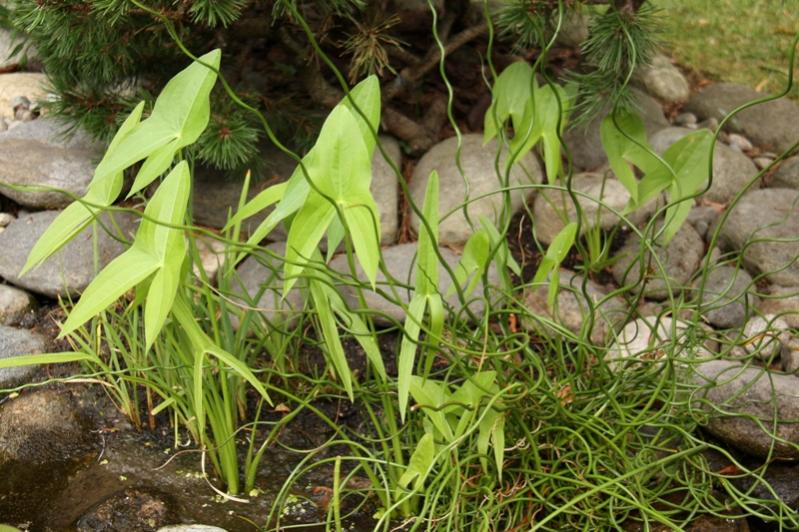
[{"left": 652, "top": 0, "right": 799, "bottom": 98}]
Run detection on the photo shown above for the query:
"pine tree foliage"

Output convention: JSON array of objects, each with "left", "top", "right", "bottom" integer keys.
[{"left": 2, "top": 0, "right": 662, "bottom": 173}]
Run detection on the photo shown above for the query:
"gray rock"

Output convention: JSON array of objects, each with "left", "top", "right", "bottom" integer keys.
[
  {"left": 554, "top": 9, "right": 589, "bottom": 48},
  {"left": 739, "top": 314, "right": 791, "bottom": 361},
  {"left": 783, "top": 340, "right": 799, "bottom": 374},
  {"left": 649, "top": 127, "right": 758, "bottom": 204},
  {"left": 691, "top": 359, "right": 799, "bottom": 459},
  {"left": 635, "top": 54, "right": 690, "bottom": 103},
  {"left": 0, "top": 118, "right": 104, "bottom": 209},
  {"left": 521, "top": 268, "right": 629, "bottom": 344},
  {"left": 0, "top": 284, "right": 34, "bottom": 325},
  {"left": 193, "top": 144, "right": 295, "bottom": 234},
  {"left": 648, "top": 126, "right": 694, "bottom": 155},
  {"left": 694, "top": 266, "right": 757, "bottom": 329},
  {"left": 772, "top": 156, "right": 799, "bottom": 190},
  {"left": 329, "top": 242, "right": 499, "bottom": 325},
  {"left": 410, "top": 134, "right": 542, "bottom": 245},
  {"left": 685, "top": 205, "right": 720, "bottom": 239},
  {"left": 685, "top": 82, "right": 799, "bottom": 153},
  {"left": 564, "top": 88, "right": 668, "bottom": 171},
  {"left": 718, "top": 188, "right": 799, "bottom": 287},
  {"left": 229, "top": 242, "right": 304, "bottom": 328},
  {"left": 531, "top": 172, "right": 654, "bottom": 244},
  {"left": 754, "top": 156, "right": 775, "bottom": 170},
  {"left": 611, "top": 223, "right": 705, "bottom": 300},
  {"left": 0, "top": 29, "right": 38, "bottom": 70},
  {"left": 606, "top": 316, "right": 715, "bottom": 373},
  {"left": 0, "top": 210, "right": 137, "bottom": 298},
  {"left": 372, "top": 135, "right": 402, "bottom": 245},
  {"left": 759, "top": 285, "right": 799, "bottom": 328},
  {"left": 674, "top": 112, "right": 697, "bottom": 127},
  {"left": 0, "top": 387, "right": 95, "bottom": 464},
  {"left": 0, "top": 212, "right": 12, "bottom": 228},
  {"left": 0, "top": 325, "right": 45, "bottom": 388},
  {"left": 726, "top": 133, "right": 754, "bottom": 153}
]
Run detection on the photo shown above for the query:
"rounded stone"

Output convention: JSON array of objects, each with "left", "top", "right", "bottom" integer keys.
[
  {"left": 0, "top": 209, "right": 138, "bottom": 298},
  {"left": 694, "top": 266, "right": 758, "bottom": 329},
  {"left": 740, "top": 314, "right": 791, "bottom": 361},
  {"left": 531, "top": 172, "right": 654, "bottom": 244},
  {"left": 718, "top": 188, "right": 799, "bottom": 287},
  {"left": 410, "top": 134, "right": 542, "bottom": 245},
  {"left": 772, "top": 156, "right": 799, "bottom": 190},
  {"left": 635, "top": 54, "right": 690, "bottom": 103},
  {"left": 521, "top": 268, "right": 629, "bottom": 344},
  {"left": 329, "top": 242, "right": 500, "bottom": 325},
  {"left": 691, "top": 359, "right": 799, "bottom": 459},
  {"left": 0, "top": 118, "right": 104, "bottom": 209},
  {"left": 0, "top": 325, "right": 45, "bottom": 388},
  {"left": 611, "top": 223, "right": 705, "bottom": 300}
]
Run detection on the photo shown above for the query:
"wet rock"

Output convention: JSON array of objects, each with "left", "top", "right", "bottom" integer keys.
[
  {"left": 372, "top": 135, "right": 402, "bottom": 245},
  {"left": 0, "top": 325, "right": 45, "bottom": 388},
  {"left": 739, "top": 314, "right": 791, "bottom": 361},
  {"left": 229, "top": 242, "right": 304, "bottom": 327},
  {"left": 76, "top": 488, "right": 176, "bottom": 532},
  {"left": 611, "top": 223, "right": 704, "bottom": 300},
  {"left": 531, "top": 172, "right": 653, "bottom": 244},
  {"left": 606, "top": 316, "right": 715, "bottom": 373},
  {"left": 694, "top": 266, "right": 758, "bottom": 329},
  {"left": 0, "top": 209, "right": 138, "bottom": 298},
  {"left": 329, "top": 242, "right": 499, "bottom": 325},
  {"left": 521, "top": 268, "right": 629, "bottom": 344},
  {"left": 564, "top": 88, "right": 668, "bottom": 171},
  {"left": 648, "top": 127, "right": 758, "bottom": 204},
  {"left": 0, "top": 388, "right": 95, "bottom": 464},
  {"left": 635, "top": 54, "right": 690, "bottom": 103},
  {"left": 0, "top": 118, "right": 104, "bottom": 209},
  {"left": 685, "top": 82, "right": 799, "bottom": 153},
  {"left": 718, "top": 188, "right": 799, "bottom": 287},
  {"left": 772, "top": 155, "right": 799, "bottom": 190},
  {"left": 0, "top": 73, "right": 47, "bottom": 121},
  {"left": 0, "top": 284, "right": 34, "bottom": 325},
  {"left": 409, "top": 134, "right": 542, "bottom": 245},
  {"left": 759, "top": 285, "right": 799, "bottom": 328},
  {"left": 192, "top": 145, "right": 295, "bottom": 234},
  {"left": 691, "top": 359, "right": 799, "bottom": 459}
]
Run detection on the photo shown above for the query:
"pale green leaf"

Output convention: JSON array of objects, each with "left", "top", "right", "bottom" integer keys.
[
  {"left": 224, "top": 182, "right": 287, "bottom": 231},
  {"left": 309, "top": 278, "right": 354, "bottom": 400},
  {"left": 127, "top": 138, "right": 179, "bottom": 196},
  {"left": 283, "top": 195, "right": 336, "bottom": 295},
  {"left": 484, "top": 61, "right": 534, "bottom": 143},
  {"left": 0, "top": 351, "right": 97, "bottom": 370},
  {"left": 600, "top": 110, "right": 661, "bottom": 203},
  {"left": 416, "top": 171, "right": 440, "bottom": 295},
  {"left": 398, "top": 294, "right": 427, "bottom": 421},
  {"left": 342, "top": 75, "right": 381, "bottom": 156},
  {"left": 408, "top": 375, "right": 454, "bottom": 440},
  {"left": 398, "top": 431, "right": 436, "bottom": 490},
  {"left": 342, "top": 197, "right": 381, "bottom": 288},
  {"left": 59, "top": 248, "right": 160, "bottom": 337}
]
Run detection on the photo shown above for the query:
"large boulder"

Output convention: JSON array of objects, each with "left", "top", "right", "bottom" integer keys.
[
  {"left": 409, "top": 134, "right": 542, "bottom": 245},
  {"left": 0, "top": 210, "right": 137, "bottom": 298},
  {"left": 718, "top": 188, "right": 799, "bottom": 287},
  {"left": 685, "top": 82, "right": 799, "bottom": 153},
  {"left": 0, "top": 118, "right": 104, "bottom": 209}
]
